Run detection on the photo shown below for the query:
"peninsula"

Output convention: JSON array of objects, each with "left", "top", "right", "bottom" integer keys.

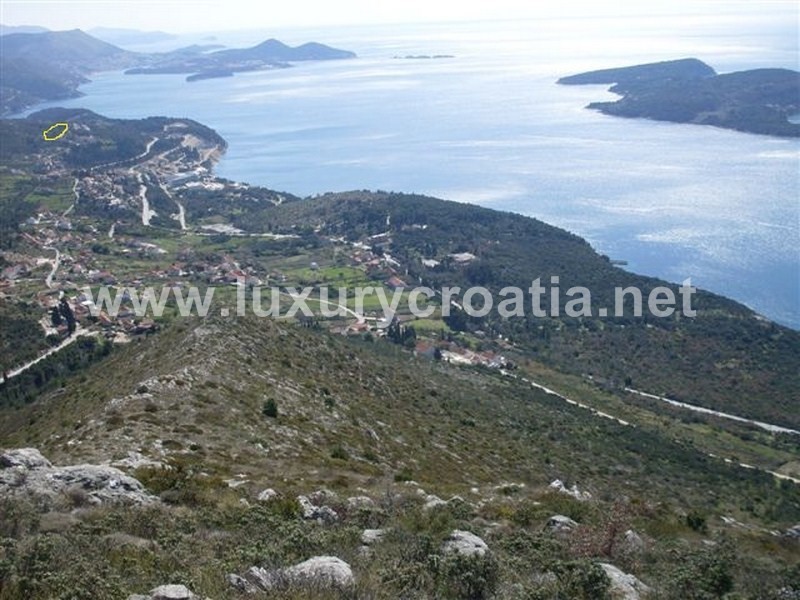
[{"left": 559, "top": 58, "right": 800, "bottom": 137}]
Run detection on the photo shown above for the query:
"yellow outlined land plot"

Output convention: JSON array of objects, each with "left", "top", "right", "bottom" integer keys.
[{"left": 43, "top": 122, "right": 69, "bottom": 141}]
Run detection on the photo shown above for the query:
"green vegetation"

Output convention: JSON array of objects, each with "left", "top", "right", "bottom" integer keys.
[
  {"left": 0, "top": 474, "right": 796, "bottom": 599},
  {"left": 559, "top": 58, "right": 800, "bottom": 137},
  {"left": 263, "top": 192, "right": 800, "bottom": 429},
  {"left": 0, "top": 109, "right": 797, "bottom": 599}
]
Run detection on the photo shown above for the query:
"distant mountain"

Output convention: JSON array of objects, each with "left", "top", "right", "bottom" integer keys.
[
  {"left": 0, "top": 29, "right": 138, "bottom": 115},
  {"left": 559, "top": 58, "right": 800, "bottom": 137},
  {"left": 88, "top": 27, "right": 177, "bottom": 46},
  {"left": 1, "top": 29, "right": 132, "bottom": 66},
  {"left": 125, "top": 38, "right": 356, "bottom": 80},
  {"left": 212, "top": 38, "right": 356, "bottom": 62},
  {"left": 1, "top": 30, "right": 356, "bottom": 113},
  {"left": 0, "top": 24, "right": 48, "bottom": 36}
]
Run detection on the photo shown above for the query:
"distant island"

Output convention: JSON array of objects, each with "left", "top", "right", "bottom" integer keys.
[
  {"left": 393, "top": 54, "right": 455, "bottom": 60},
  {"left": 558, "top": 58, "right": 800, "bottom": 137},
  {"left": 185, "top": 68, "right": 235, "bottom": 82},
  {"left": 0, "top": 30, "right": 356, "bottom": 115},
  {"left": 125, "top": 38, "right": 356, "bottom": 80}
]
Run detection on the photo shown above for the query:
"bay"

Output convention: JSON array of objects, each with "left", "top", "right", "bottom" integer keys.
[{"left": 25, "top": 12, "right": 800, "bottom": 327}]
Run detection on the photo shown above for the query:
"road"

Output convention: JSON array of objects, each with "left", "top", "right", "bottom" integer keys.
[
  {"left": 502, "top": 370, "right": 631, "bottom": 427},
  {"left": 502, "top": 372, "right": 799, "bottom": 484},
  {"left": 3, "top": 326, "right": 96, "bottom": 382},
  {"left": 44, "top": 247, "right": 60, "bottom": 289},
  {"left": 159, "top": 181, "right": 186, "bottom": 230},
  {"left": 625, "top": 387, "right": 799, "bottom": 435},
  {"left": 137, "top": 174, "right": 156, "bottom": 226},
  {"left": 92, "top": 136, "right": 158, "bottom": 171}
]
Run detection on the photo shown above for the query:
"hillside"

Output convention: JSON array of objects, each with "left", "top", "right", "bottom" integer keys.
[
  {"left": 1, "top": 314, "right": 799, "bottom": 599},
  {"left": 559, "top": 58, "right": 800, "bottom": 137},
  {"left": 0, "top": 110, "right": 798, "bottom": 599},
  {"left": 0, "top": 24, "right": 49, "bottom": 36},
  {"left": 263, "top": 192, "right": 800, "bottom": 430},
  {"left": 0, "top": 29, "right": 138, "bottom": 115}
]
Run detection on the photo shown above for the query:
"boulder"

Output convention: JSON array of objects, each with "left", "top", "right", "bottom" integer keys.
[
  {"left": 308, "top": 489, "right": 337, "bottom": 504},
  {"left": 623, "top": 529, "right": 645, "bottom": 552},
  {"left": 442, "top": 530, "right": 489, "bottom": 557},
  {"left": 361, "top": 528, "right": 387, "bottom": 546},
  {"left": 1, "top": 448, "right": 52, "bottom": 469},
  {"left": 423, "top": 494, "right": 447, "bottom": 510},
  {"left": 347, "top": 495, "right": 375, "bottom": 509},
  {"left": 127, "top": 584, "right": 198, "bottom": 600},
  {"left": 150, "top": 585, "right": 196, "bottom": 600},
  {"left": 231, "top": 556, "right": 354, "bottom": 591},
  {"left": 226, "top": 573, "right": 257, "bottom": 594},
  {"left": 0, "top": 447, "right": 155, "bottom": 508},
  {"left": 599, "top": 563, "right": 651, "bottom": 600},
  {"left": 257, "top": 488, "right": 278, "bottom": 502},
  {"left": 296, "top": 494, "right": 338, "bottom": 524},
  {"left": 549, "top": 479, "right": 592, "bottom": 501},
  {"left": 284, "top": 556, "right": 354, "bottom": 587},
  {"left": 545, "top": 514, "right": 579, "bottom": 533}
]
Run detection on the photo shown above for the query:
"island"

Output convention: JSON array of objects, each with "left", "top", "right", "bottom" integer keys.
[
  {"left": 393, "top": 54, "right": 455, "bottom": 60},
  {"left": 0, "top": 30, "right": 356, "bottom": 115},
  {"left": 185, "top": 68, "right": 235, "bottom": 82},
  {"left": 558, "top": 58, "right": 800, "bottom": 137},
  {"left": 125, "top": 38, "right": 356, "bottom": 80}
]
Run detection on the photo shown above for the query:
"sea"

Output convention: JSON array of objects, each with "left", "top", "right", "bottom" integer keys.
[{"left": 21, "top": 9, "right": 800, "bottom": 327}]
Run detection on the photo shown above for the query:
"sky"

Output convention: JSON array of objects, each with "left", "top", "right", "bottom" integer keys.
[{"left": 2, "top": 0, "right": 797, "bottom": 33}]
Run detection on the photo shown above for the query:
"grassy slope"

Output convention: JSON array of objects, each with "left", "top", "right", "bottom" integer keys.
[
  {"left": 261, "top": 192, "right": 800, "bottom": 429},
  {"left": 0, "top": 315, "right": 798, "bottom": 599}
]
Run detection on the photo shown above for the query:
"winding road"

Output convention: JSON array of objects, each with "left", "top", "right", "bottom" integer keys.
[
  {"left": 44, "top": 248, "right": 60, "bottom": 289},
  {"left": 625, "top": 387, "right": 799, "bottom": 435},
  {"left": 3, "top": 326, "right": 97, "bottom": 382}
]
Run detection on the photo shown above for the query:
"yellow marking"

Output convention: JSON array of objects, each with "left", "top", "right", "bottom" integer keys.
[{"left": 43, "top": 122, "right": 69, "bottom": 142}]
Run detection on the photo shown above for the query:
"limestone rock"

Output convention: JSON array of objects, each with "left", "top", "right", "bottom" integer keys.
[
  {"left": 442, "top": 530, "right": 489, "bottom": 557},
  {"left": 423, "top": 494, "right": 447, "bottom": 510},
  {"left": 1, "top": 448, "right": 52, "bottom": 469},
  {"left": 284, "top": 556, "right": 354, "bottom": 587},
  {"left": 545, "top": 514, "right": 579, "bottom": 533},
  {"left": 127, "top": 584, "right": 199, "bottom": 600},
  {"left": 347, "top": 495, "right": 375, "bottom": 509},
  {"left": 257, "top": 488, "right": 278, "bottom": 502},
  {"left": 150, "top": 585, "right": 196, "bottom": 600},
  {"left": 297, "top": 494, "right": 339, "bottom": 524},
  {"left": 0, "top": 447, "right": 156, "bottom": 508},
  {"left": 231, "top": 556, "right": 354, "bottom": 591},
  {"left": 361, "top": 528, "right": 387, "bottom": 546},
  {"left": 549, "top": 479, "right": 592, "bottom": 501},
  {"left": 600, "top": 563, "right": 651, "bottom": 600}
]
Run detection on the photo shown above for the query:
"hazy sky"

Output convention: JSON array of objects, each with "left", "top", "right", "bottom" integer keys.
[{"left": 2, "top": 0, "right": 797, "bottom": 33}]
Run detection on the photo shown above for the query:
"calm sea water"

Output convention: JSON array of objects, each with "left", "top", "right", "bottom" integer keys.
[{"left": 25, "top": 12, "right": 800, "bottom": 327}]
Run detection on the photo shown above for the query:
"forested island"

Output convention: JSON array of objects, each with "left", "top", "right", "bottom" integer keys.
[{"left": 559, "top": 58, "right": 800, "bottom": 137}]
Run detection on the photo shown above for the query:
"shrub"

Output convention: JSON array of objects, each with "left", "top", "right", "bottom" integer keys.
[
  {"left": 438, "top": 553, "right": 499, "bottom": 599},
  {"left": 394, "top": 467, "right": 413, "bottom": 482},
  {"left": 551, "top": 559, "right": 611, "bottom": 600},
  {"left": 262, "top": 398, "right": 278, "bottom": 418},
  {"left": 330, "top": 445, "right": 349, "bottom": 461},
  {"left": 663, "top": 537, "right": 736, "bottom": 599},
  {"left": 686, "top": 510, "right": 707, "bottom": 533}
]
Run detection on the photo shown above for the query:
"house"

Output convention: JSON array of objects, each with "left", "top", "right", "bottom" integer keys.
[{"left": 386, "top": 276, "right": 407, "bottom": 289}]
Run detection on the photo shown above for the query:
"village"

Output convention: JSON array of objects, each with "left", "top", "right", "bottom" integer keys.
[{"left": 1, "top": 198, "right": 508, "bottom": 371}]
